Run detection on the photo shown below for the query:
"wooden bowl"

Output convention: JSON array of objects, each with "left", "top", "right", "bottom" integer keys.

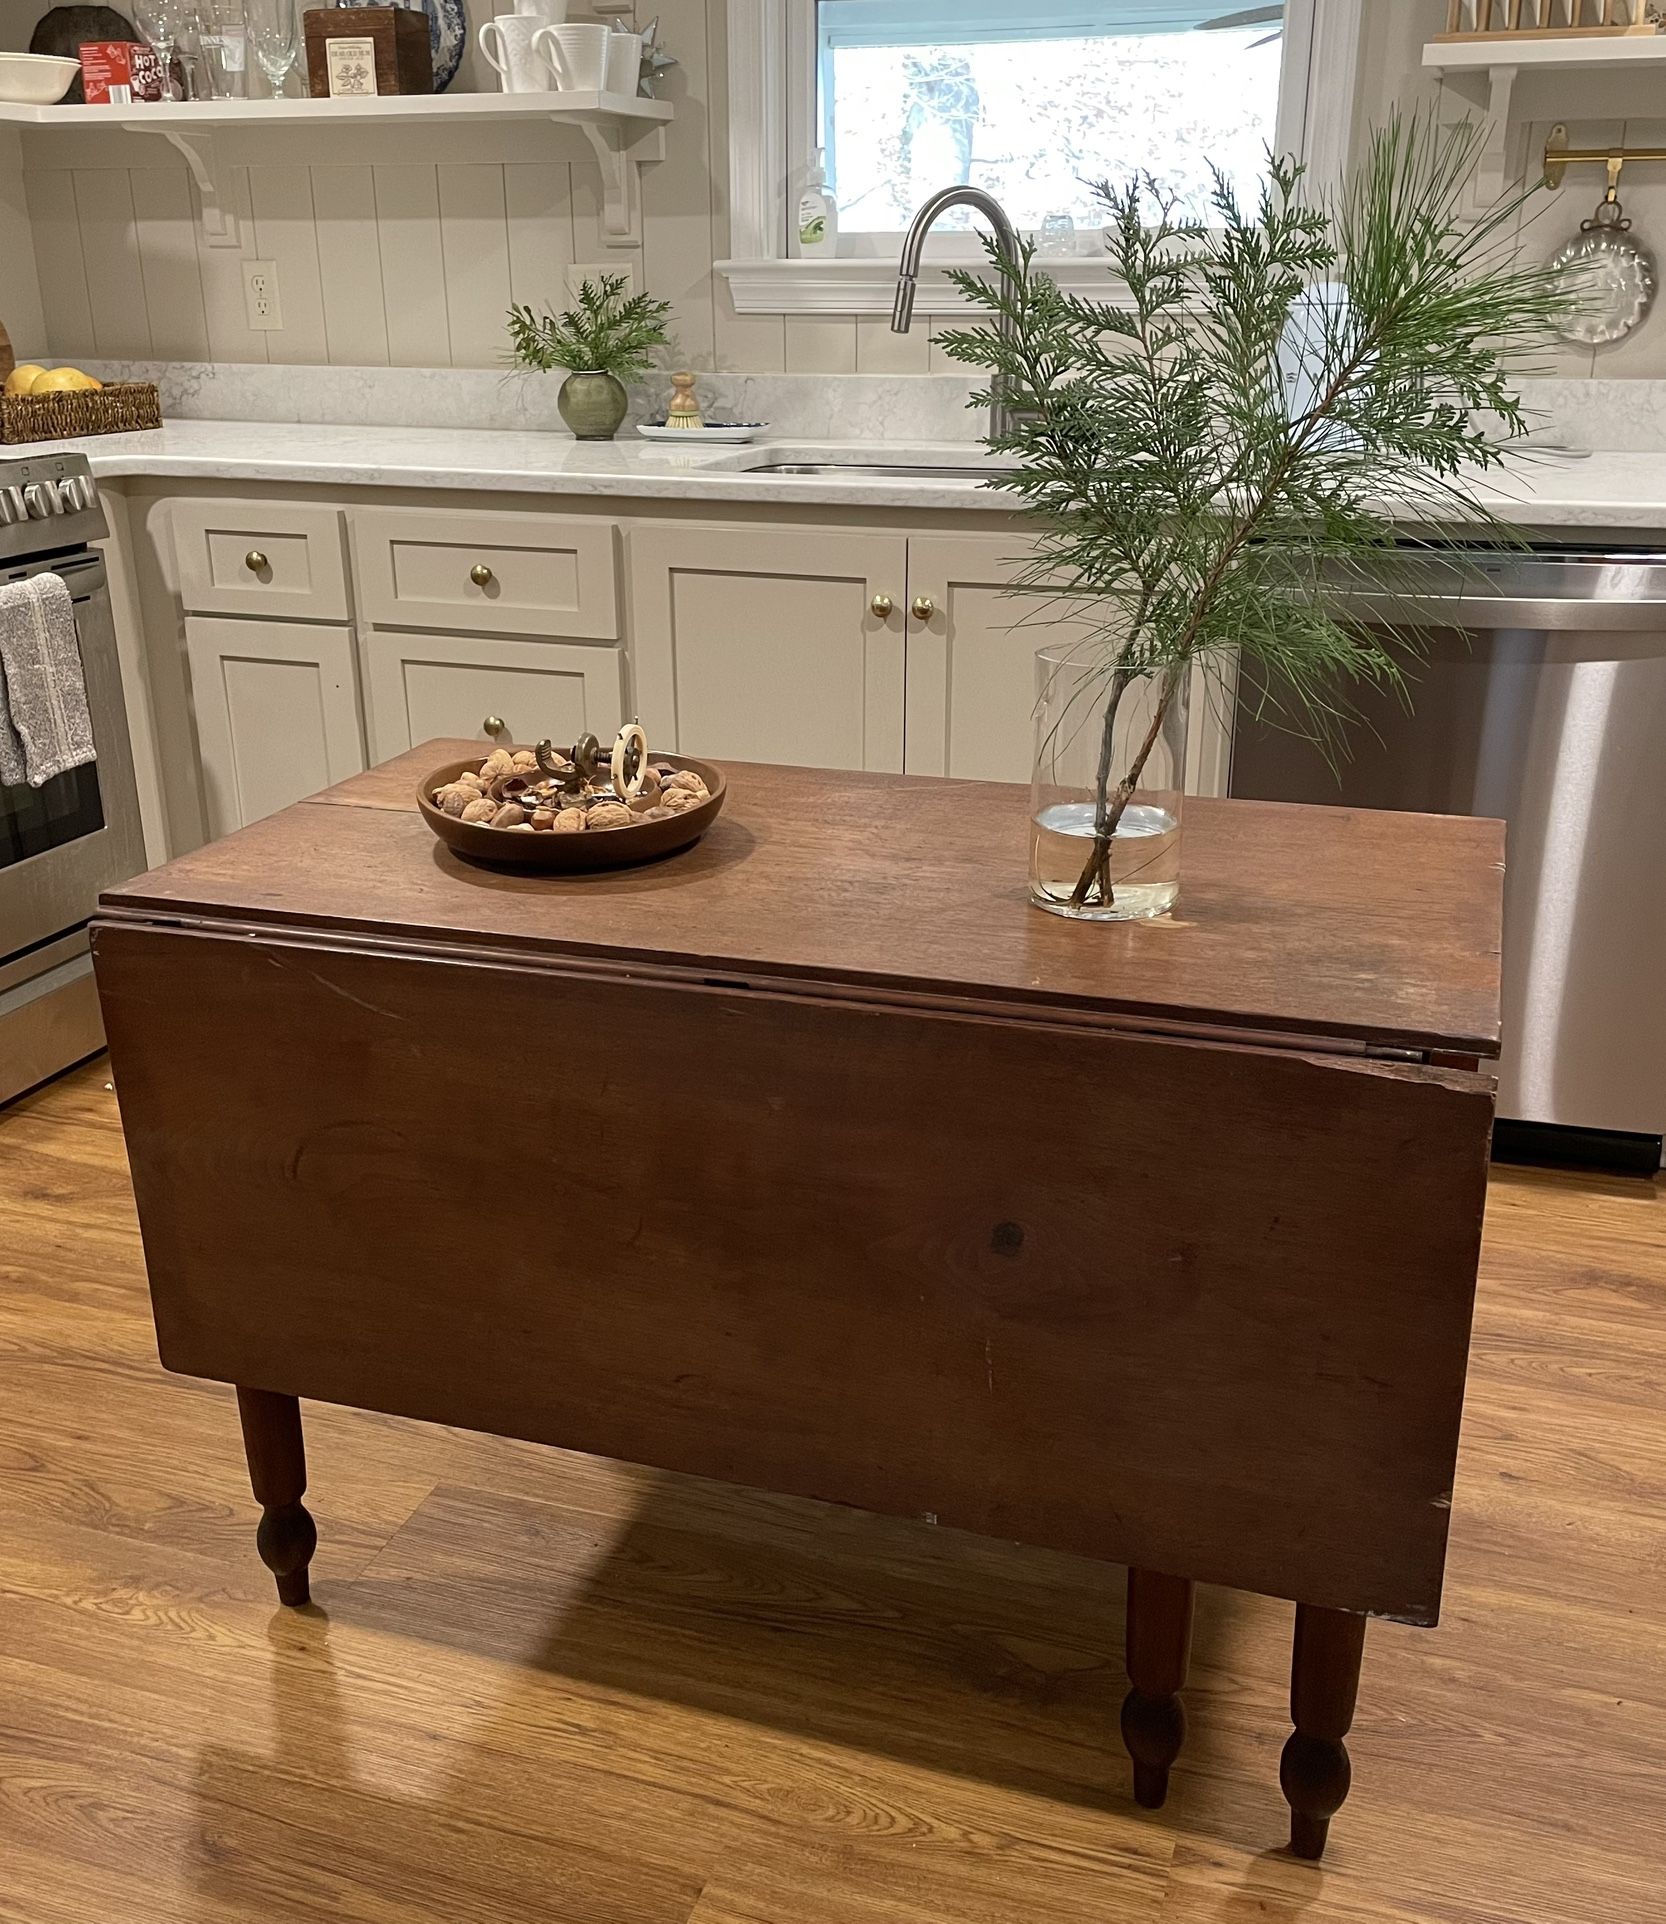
[{"left": 417, "top": 750, "right": 728, "bottom": 872}]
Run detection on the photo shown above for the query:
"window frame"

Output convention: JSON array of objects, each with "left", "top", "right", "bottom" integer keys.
[{"left": 719, "top": 0, "right": 1364, "bottom": 314}]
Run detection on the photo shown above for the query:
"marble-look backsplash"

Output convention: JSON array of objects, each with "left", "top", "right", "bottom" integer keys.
[
  {"left": 78, "top": 361, "right": 987, "bottom": 442},
  {"left": 74, "top": 364, "right": 1666, "bottom": 455}
]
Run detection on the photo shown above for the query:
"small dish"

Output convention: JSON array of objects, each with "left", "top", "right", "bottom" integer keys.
[
  {"left": 417, "top": 750, "right": 727, "bottom": 871},
  {"left": 637, "top": 422, "right": 768, "bottom": 445},
  {"left": 0, "top": 52, "right": 82, "bottom": 104}
]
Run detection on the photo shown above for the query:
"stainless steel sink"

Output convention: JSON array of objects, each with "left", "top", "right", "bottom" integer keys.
[{"left": 739, "top": 461, "right": 1011, "bottom": 480}]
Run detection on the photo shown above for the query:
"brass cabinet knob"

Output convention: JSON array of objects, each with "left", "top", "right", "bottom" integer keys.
[
  {"left": 244, "top": 549, "right": 268, "bottom": 573},
  {"left": 911, "top": 594, "right": 936, "bottom": 622},
  {"left": 469, "top": 562, "right": 494, "bottom": 587},
  {"left": 483, "top": 715, "right": 507, "bottom": 737},
  {"left": 870, "top": 592, "right": 894, "bottom": 618}
]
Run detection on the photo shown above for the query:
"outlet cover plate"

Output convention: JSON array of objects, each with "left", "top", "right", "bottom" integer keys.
[{"left": 242, "top": 260, "right": 283, "bottom": 331}]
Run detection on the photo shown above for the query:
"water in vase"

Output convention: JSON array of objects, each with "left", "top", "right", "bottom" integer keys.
[{"left": 1029, "top": 800, "right": 1180, "bottom": 921}]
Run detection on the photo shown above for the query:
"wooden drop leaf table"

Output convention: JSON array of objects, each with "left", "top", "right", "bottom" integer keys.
[{"left": 92, "top": 746, "right": 1503, "bottom": 1862}]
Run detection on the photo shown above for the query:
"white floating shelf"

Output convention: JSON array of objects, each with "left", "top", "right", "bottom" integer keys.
[
  {"left": 0, "top": 90, "right": 671, "bottom": 247},
  {"left": 0, "top": 88, "right": 671, "bottom": 129},
  {"left": 1423, "top": 35, "right": 1666, "bottom": 73}
]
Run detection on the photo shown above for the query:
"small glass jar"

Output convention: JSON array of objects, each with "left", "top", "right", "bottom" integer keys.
[{"left": 1029, "top": 641, "right": 1188, "bottom": 922}]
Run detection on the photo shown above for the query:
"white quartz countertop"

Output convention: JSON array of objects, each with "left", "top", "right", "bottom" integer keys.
[
  {"left": 32, "top": 418, "right": 1666, "bottom": 531},
  {"left": 48, "top": 421, "right": 1021, "bottom": 511}
]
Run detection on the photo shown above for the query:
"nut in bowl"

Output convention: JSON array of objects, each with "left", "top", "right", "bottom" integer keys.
[{"left": 418, "top": 724, "right": 727, "bottom": 872}]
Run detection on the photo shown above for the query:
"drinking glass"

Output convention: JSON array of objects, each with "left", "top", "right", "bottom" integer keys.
[
  {"left": 1036, "top": 211, "right": 1076, "bottom": 258},
  {"left": 246, "top": 0, "right": 299, "bottom": 94},
  {"left": 201, "top": 0, "right": 250, "bottom": 98}
]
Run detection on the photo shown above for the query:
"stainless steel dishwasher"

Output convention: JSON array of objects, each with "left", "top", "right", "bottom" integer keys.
[{"left": 1230, "top": 547, "right": 1666, "bottom": 1172}]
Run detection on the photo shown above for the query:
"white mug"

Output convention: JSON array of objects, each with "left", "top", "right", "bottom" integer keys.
[
  {"left": 533, "top": 20, "right": 610, "bottom": 91},
  {"left": 479, "top": 14, "right": 549, "bottom": 92},
  {"left": 604, "top": 29, "right": 641, "bottom": 98},
  {"left": 511, "top": 0, "right": 564, "bottom": 16}
]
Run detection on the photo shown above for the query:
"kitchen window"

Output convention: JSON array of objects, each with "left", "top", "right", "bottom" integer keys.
[
  {"left": 722, "top": 0, "right": 1362, "bottom": 307},
  {"left": 809, "top": 0, "right": 1285, "bottom": 248}
]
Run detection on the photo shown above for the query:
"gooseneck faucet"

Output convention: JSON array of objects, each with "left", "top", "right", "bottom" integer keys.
[{"left": 892, "top": 185, "right": 1021, "bottom": 439}]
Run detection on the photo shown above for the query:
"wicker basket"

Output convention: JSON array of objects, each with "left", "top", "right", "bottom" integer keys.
[{"left": 0, "top": 382, "right": 163, "bottom": 446}]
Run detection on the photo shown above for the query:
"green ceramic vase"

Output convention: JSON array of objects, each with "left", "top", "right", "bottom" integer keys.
[{"left": 559, "top": 370, "right": 629, "bottom": 441}]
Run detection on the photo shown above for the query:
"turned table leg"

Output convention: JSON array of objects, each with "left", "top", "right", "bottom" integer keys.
[
  {"left": 1120, "top": 1567, "right": 1196, "bottom": 1809},
  {"left": 236, "top": 1387, "right": 317, "bottom": 1607},
  {"left": 1280, "top": 1603, "right": 1367, "bottom": 1860}
]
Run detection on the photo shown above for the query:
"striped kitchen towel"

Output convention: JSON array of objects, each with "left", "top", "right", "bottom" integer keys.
[{"left": 0, "top": 573, "right": 96, "bottom": 789}]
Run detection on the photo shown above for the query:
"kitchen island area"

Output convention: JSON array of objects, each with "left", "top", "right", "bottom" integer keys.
[{"left": 92, "top": 742, "right": 1503, "bottom": 1862}]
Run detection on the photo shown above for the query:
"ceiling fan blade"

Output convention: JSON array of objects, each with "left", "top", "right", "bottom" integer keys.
[{"left": 1199, "top": 5, "right": 1284, "bottom": 28}]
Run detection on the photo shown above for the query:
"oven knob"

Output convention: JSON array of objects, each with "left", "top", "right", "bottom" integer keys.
[
  {"left": 0, "top": 485, "right": 23, "bottom": 524},
  {"left": 22, "top": 482, "right": 58, "bottom": 518}
]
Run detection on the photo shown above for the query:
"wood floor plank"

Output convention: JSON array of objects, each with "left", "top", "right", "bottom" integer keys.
[{"left": 0, "top": 1061, "right": 1662, "bottom": 1923}]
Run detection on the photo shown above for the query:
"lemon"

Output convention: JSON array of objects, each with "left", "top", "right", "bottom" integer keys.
[
  {"left": 31, "top": 367, "right": 102, "bottom": 394},
  {"left": 4, "top": 364, "right": 45, "bottom": 396}
]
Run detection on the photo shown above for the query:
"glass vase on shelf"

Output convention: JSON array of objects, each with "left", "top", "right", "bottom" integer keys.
[{"left": 1029, "top": 640, "right": 1188, "bottom": 923}]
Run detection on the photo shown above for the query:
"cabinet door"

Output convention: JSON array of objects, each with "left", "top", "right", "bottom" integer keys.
[
  {"left": 186, "top": 617, "right": 364, "bottom": 836},
  {"left": 902, "top": 534, "right": 1086, "bottom": 784},
  {"left": 360, "top": 630, "right": 627, "bottom": 763},
  {"left": 630, "top": 524, "right": 907, "bottom": 771},
  {"left": 904, "top": 535, "right": 1230, "bottom": 795}
]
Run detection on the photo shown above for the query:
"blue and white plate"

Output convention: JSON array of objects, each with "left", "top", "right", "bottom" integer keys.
[{"left": 421, "top": 0, "right": 466, "bottom": 91}]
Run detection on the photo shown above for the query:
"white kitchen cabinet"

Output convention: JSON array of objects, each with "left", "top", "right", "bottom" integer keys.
[
  {"left": 185, "top": 616, "right": 364, "bottom": 836},
  {"left": 360, "top": 630, "right": 627, "bottom": 762},
  {"left": 630, "top": 525, "right": 908, "bottom": 771}
]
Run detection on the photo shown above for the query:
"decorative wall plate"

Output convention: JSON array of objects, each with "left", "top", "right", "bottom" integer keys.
[
  {"left": 420, "top": 0, "right": 466, "bottom": 91},
  {"left": 1552, "top": 196, "right": 1657, "bottom": 347}
]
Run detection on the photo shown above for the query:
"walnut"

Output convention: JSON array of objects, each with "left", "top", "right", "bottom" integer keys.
[
  {"left": 660, "top": 787, "right": 703, "bottom": 814},
  {"left": 553, "top": 809, "right": 586, "bottom": 833},
  {"left": 460, "top": 797, "right": 497, "bottom": 824},
  {"left": 586, "top": 801, "right": 635, "bottom": 831},
  {"left": 510, "top": 749, "right": 540, "bottom": 773},
  {"left": 529, "top": 808, "right": 557, "bottom": 831},
  {"left": 663, "top": 769, "right": 709, "bottom": 797},
  {"left": 643, "top": 805, "right": 675, "bottom": 821},
  {"left": 481, "top": 749, "right": 514, "bottom": 779},
  {"left": 637, "top": 768, "right": 663, "bottom": 801},
  {"left": 440, "top": 787, "right": 474, "bottom": 818},
  {"left": 491, "top": 803, "right": 529, "bottom": 829}
]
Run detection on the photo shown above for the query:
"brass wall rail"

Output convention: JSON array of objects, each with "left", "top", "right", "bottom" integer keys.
[{"left": 1545, "top": 124, "right": 1666, "bottom": 189}]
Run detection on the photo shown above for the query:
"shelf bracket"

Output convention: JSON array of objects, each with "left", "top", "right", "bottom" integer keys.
[
  {"left": 128, "top": 126, "right": 240, "bottom": 248},
  {"left": 575, "top": 118, "right": 665, "bottom": 248}
]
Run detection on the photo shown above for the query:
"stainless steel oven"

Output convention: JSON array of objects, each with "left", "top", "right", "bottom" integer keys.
[{"left": 0, "top": 451, "right": 146, "bottom": 1107}]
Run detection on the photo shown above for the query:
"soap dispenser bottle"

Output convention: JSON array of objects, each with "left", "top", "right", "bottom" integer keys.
[{"left": 797, "top": 149, "right": 838, "bottom": 258}]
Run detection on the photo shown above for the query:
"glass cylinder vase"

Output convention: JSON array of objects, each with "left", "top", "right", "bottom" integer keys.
[{"left": 1029, "top": 642, "right": 1188, "bottom": 922}]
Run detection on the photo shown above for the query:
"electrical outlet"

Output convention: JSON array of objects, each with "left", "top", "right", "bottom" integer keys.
[
  {"left": 242, "top": 260, "right": 283, "bottom": 331},
  {"left": 565, "top": 263, "right": 635, "bottom": 303}
]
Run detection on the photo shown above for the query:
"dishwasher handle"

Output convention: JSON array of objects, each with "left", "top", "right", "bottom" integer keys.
[{"left": 1332, "top": 552, "right": 1666, "bottom": 633}]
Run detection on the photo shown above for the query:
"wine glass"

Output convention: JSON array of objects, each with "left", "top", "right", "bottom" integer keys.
[{"left": 246, "top": 0, "right": 299, "bottom": 95}]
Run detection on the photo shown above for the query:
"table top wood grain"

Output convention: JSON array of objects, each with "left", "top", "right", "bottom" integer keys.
[{"left": 102, "top": 743, "right": 1505, "bottom": 1057}]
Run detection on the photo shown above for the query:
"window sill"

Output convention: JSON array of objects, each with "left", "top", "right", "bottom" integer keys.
[{"left": 717, "top": 256, "right": 1127, "bottom": 317}]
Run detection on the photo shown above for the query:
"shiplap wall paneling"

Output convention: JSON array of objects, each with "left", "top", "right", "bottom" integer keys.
[{"left": 374, "top": 163, "right": 452, "bottom": 367}]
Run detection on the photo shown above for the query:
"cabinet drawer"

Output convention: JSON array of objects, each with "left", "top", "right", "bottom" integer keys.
[
  {"left": 360, "top": 629, "right": 627, "bottom": 763},
  {"left": 172, "top": 501, "right": 349, "bottom": 620},
  {"left": 352, "top": 507, "right": 619, "bottom": 640}
]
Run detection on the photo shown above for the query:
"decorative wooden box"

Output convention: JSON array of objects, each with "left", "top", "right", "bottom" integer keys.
[
  {"left": 0, "top": 383, "right": 162, "bottom": 445},
  {"left": 303, "top": 7, "right": 433, "bottom": 98}
]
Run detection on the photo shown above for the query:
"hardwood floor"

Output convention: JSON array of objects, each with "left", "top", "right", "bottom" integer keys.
[{"left": 2, "top": 1059, "right": 1662, "bottom": 1924}]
